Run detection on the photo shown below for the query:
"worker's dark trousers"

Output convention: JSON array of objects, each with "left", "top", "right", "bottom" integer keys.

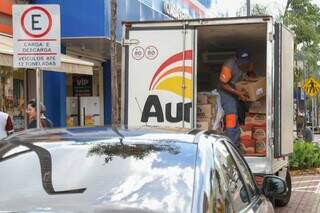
[{"left": 219, "top": 90, "right": 241, "bottom": 148}]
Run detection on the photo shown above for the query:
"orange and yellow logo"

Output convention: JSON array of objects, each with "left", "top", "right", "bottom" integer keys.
[{"left": 149, "top": 50, "right": 193, "bottom": 99}]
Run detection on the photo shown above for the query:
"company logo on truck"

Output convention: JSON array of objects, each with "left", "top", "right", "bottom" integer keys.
[{"left": 141, "top": 50, "right": 193, "bottom": 123}]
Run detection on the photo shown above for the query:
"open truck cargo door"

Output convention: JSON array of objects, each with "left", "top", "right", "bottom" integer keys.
[
  {"left": 274, "top": 23, "right": 294, "bottom": 157},
  {"left": 122, "top": 23, "right": 196, "bottom": 128}
]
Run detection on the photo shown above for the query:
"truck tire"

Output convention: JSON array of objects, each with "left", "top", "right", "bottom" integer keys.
[{"left": 275, "top": 171, "right": 292, "bottom": 207}]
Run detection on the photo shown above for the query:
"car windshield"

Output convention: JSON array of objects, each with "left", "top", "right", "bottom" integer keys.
[{"left": 0, "top": 129, "right": 197, "bottom": 213}]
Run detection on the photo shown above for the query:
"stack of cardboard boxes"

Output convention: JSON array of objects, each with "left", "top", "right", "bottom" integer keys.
[
  {"left": 236, "top": 77, "right": 267, "bottom": 156},
  {"left": 197, "top": 94, "right": 217, "bottom": 130}
]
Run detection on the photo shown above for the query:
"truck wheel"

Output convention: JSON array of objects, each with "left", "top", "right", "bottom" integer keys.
[{"left": 275, "top": 171, "right": 292, "bottom": 207}]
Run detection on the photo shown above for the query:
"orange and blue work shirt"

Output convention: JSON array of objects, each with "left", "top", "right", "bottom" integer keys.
[
  {"left": 219, "top": 57, "right": 245, "bottom": 87},
  {"left": 218, "top": 57, "right": 247, "bottom": 146}
]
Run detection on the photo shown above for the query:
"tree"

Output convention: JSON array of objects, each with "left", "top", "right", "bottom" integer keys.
[
  {"left": 283, "top": 0, "right": 320, "bottom": 78},
  {"left": 251, "top": 4, "right": 269, "bottom": 16},
  {"left": 110, "top": 0, "right": 119, "bottom": 126}
]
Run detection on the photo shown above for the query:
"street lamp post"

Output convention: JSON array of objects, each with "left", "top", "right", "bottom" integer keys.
[{"left": 247, "top": 0, "right": 251, "bottom": 16}]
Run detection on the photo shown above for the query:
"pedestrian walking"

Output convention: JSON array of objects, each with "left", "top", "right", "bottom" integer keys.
[
  {"left": 0, "top": 110, "right": 14, "bottom": 140},
  {"left": 26, "top": 100, "right": 53, "bottom": 129}
]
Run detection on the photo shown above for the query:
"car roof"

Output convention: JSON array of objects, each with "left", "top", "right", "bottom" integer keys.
[
  {"left": 0, "top": 126, "right": 205, "bottom": 213},
  {"left": 4, "top": 126, "right": 194, "bottom": 143}
]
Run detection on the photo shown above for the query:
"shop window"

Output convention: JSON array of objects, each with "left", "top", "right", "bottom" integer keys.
[
  {"left": 0, "top": 67, "right": 25, "bottom": 132},
  {"left": 66, "top": 66, "right": 102, "bottom": 127}
]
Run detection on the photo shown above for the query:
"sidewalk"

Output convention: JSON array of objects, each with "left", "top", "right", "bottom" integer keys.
[
  {"left": 314, "top": 134, "right": 320, "bottom": 143},
  {"left": 275, "top": 175, "right": 320, "bottom": 213}
]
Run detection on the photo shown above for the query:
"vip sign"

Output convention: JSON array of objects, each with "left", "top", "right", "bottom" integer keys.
[{"left": 13, "top": 5, "right": 60, "bottom": 68}]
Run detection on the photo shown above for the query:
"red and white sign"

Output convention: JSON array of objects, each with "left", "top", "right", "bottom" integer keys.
[{"left": 13, "top": 5, "right": 60, "bottom": 68}]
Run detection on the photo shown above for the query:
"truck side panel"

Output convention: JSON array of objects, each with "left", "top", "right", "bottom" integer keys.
[
  {"left": 274, "top": 24, "right": 294, "bottom": 157},
  {"left": 281, "top": 26, "right": 294, "bottom": 155},
  {"left": 125, "top": 28, "right": 196, "bottom": 128}
]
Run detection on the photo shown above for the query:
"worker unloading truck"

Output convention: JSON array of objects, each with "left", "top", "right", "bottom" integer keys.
[{"left": 218, "top": 49, "right": 254, "bottom": 148}]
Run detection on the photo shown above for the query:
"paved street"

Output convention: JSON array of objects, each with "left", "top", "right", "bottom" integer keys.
[{"left": 275, "top": 175, "right": 320, "bottom": 213}]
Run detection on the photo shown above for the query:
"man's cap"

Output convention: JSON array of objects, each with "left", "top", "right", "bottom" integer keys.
[{"left": 236, "top": 49, "right": 250, "bottom": 64}]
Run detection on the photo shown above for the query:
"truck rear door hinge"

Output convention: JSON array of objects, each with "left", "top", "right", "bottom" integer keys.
[
  {"left": 122, "top": 38, "right": 139, "bottom": 46},
  {"left": 269, "top": 32, "right": 274, "bottom": 42}
]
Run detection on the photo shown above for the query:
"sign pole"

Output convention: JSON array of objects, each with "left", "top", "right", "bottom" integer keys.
[
  {"left": 13, "top": 5, "right": 61, "bottom": 129},
  {"left": 316, "top": 95, "right": 318, "bottom": 127},
  {"left": 312, "top": 97, "right": 315, "bottom": 134},
  {"left": 36, "top": 68, "right": 41, "bottom": 128}
]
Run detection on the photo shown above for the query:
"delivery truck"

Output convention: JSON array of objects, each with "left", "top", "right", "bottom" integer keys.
[{"left": 121, "top": 16, "right": 294, "bottom": 206}]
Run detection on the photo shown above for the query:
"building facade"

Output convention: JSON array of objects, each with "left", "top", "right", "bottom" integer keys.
[
  {"left": 0, "top": 0, "right": 29, "bottom": 131},
  {"left": 30, "top": 0, "right": 214, "bottom": 128},
  {"left": 0, "top": 0, "right": 93, "bottom": 132}
]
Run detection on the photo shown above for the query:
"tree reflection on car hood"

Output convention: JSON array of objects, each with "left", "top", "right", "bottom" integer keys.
[{"left": 0, "top": 127, "right": 197, "bottom": 213}]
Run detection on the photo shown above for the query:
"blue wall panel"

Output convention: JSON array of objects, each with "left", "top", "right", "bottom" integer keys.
[
  {"left": 43, "top": 71, "right": 66, "bottom": 127},
  {"left": 103, "top": 60, "right": 112, "bottom": 125},
  {"left": 32, "top": 0, "right": 107, "bottom": 37},
  {"left": 114, "top": 0, "right": 170, "bottom": 40},
  {"left": 32, "top": 0, "right": 212, "bottom": 39},
  {"left": 140, "top": 3, "right": 154, "bottom": 21}
]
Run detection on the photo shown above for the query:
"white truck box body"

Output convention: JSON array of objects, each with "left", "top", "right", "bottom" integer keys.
[{"left": 122, "top": 16, "right": 294, "bottom": 175}]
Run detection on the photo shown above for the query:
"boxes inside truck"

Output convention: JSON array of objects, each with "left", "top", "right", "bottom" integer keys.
[
  {"left": 196, "top": 94, "right": 217, "bottom": 130},
  {"left": 197, "top": 23, "right": 267, "bottom": 157},
  {"left": 235, "top": 77, "right": 266, "bottom": 101},
  {"left": 249, "top": 99, "right": 266, "bottom": 114}
]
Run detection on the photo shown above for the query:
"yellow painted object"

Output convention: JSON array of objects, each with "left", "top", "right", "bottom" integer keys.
[{"left": 303, "top": 77, "right": 320, "bottom": 97}]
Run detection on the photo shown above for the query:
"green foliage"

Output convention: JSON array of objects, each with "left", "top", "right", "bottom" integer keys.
[
  {"left": 283, "top": 0, "right": 320, "bottom": 78},
  {"left": 289, "top": 138, "right": 320, "bottom": 169},
  {"left": 251, "top": 4, "right": 269, "bottom": 16}
]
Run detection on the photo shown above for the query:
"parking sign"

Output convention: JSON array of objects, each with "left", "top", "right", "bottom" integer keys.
[{"left": 13, "top": 5, "right": 60, "bottom": 68}]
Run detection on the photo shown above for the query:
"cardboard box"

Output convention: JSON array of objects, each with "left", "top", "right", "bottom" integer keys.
[
  {"left": 255, "top": 139, "right": 266, "bottom": 155},
  {"left": 197, "top": 94, "right": 217, "bottom": 105},
  {"left": 240, "top": 125, "right": 252, "bottom": 141},
  {"left": 249, "top": 99, "right": 266, "bottom": 114},
  {"left": 197, "top": 95, "right": 208, "bottom": 104},
  {"left": 244, "top": 147, "right": 256, "bottom": 154},
  {"left": 236, "top": 77, "right": 266, "bottom": 101},
  {"left": 252, "top": 127, "right": 266, "bottom": 140},
  {"left": 240, "top": 139, "right": 255, "bottom": 154},
  {"left": 245, "top": 114, "right": 266, "bottom": 127},
  {"left": 197, "top": 117, "right": 212, "bottom": 123},
  {"left": 207, "top": 96, "right": 217, "bottom": 105},
  {"left": 241, "top": 138, "right": 255, "bottom": 148},
  {"left": 197, "top": 104, "right": 212, "bottom": 118},
  {"left": 197, "top": 121, "right": 211, "bottom": 130}
]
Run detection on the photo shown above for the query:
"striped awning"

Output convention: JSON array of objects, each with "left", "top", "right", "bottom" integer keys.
[{"left": 0, "top": 33, "right": 93, "bottom": 75}]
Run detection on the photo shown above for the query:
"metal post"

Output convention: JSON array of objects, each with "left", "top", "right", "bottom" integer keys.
[
  {"left": 316, "top": 94, "right": 318, "bottom": 127},
  {"left": 312, "top": 97, "right": 315, "bottom": 134},
  {"left": 247, "top": 0, "right": 251, "bottom": 16},
  {"left": 36, "top": 68, "right": 41, "bottom": 128},
  {"left": 182, "top": 23, "right": 186, "bottom": 128},
  {"left": 111, "top": 0, "right": 118, "bottom": 127}
]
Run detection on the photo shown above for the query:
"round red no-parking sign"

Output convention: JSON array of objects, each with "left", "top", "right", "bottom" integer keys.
[
  {"left": 13, "top": 4, "right": 61, "bottom": 68},
  {"left": 21, "top": 6, "right": 52, "bottom": 38}
]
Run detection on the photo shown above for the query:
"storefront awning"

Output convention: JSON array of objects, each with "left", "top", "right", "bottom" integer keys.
[{"left": 0, "top": 34, "right": 93, "bottom": 75}]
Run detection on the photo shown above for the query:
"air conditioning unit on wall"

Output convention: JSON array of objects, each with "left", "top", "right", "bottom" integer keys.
[{"left": 202, "top": 51, "right": 235, "bottom": 63}]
